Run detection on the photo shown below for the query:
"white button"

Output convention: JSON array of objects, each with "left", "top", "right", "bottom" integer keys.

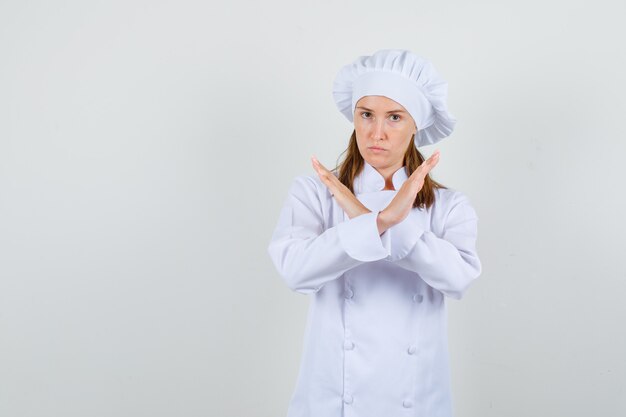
[
  {"left": 413, "top": 293, "right": 423, "bottom": 303},
  {"left": 403, "top": 399, "right": 413, "bottom": 408},
  {"left": 344, "top": 341, "right": 355, "bottom": 350},
  {"left": 407, "top": 345, "right": 417, "bottom": 355},
  {"left": 343, "top": 394, "right": 353, "bottom": 404},
  {"left": 344, "top": 288, "right": 354, "bottom": 299}
]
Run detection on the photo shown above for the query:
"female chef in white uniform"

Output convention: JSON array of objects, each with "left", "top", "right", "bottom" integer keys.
[{"left": 267, "top": 49, "right": 482, "bottom": 417}]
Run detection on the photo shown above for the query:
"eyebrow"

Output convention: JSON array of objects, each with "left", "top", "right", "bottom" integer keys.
[{"left": 355, "top": 106, "right": 407, "bottom": 114}]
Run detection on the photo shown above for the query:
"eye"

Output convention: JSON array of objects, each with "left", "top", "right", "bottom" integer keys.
[
  {"left": 360, "top": 111, "right": 371, "bottom": 118},
  {"left": 390, "top": 114, "right": 401, "bottom": 121}
]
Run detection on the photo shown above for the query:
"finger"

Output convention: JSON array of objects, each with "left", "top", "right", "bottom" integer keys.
[
  {"left": 421, "top": 156, "right": 439, "bottom": 175},
  {"left": 426, "top": 153, "right": 440, "bottom": 168},
  {"left": 312, "top": 157, "right": 336, "bottom": 182},
  {"left": 425, "top": 150, "right": 440, "bottom": 164},
  {"left": 312, "top": 156, "right": 328, "bottom": 173},
  {"left": 311, "top": 157, "right": 339, "bottom": 193},
  {"left": 311, "top": 156, "right": 326, "bottom": 176},
  {"left": 311, "top": 156, "right": 320, "bottom": 171},
  {"left": 313, "top": 157, "right": 329, "bottom": 173},
  {"left": 409, "top": 153, "right": 439, "bottom": 183},
  {"left": 311, "top": 158, "right": 355, "bottom": 202},
  {"left": 420, "top": 151, "right": 440, "bottom": 170}
]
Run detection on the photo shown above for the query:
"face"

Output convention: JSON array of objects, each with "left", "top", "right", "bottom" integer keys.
[{"left": 353, "top": 95, "right": 417, "bottom": 171}]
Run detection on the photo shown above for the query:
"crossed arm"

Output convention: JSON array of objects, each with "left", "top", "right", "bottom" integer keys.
[{"left": 267, "top": 175, "right": 481, "bottom": 299}]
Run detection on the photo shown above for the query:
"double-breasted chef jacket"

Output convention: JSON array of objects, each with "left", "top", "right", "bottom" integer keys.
[{"left": 267, "top": 160, "right": 482, "bottom": 417}]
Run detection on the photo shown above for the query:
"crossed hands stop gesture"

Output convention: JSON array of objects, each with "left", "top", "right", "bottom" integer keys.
[{"left": 311, "top": 151, "right": 440, "bottom": 235}]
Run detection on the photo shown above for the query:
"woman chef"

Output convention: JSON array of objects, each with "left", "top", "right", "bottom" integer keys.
[{"left": 267, "top": 49, "right": 482, "bottom": 417}]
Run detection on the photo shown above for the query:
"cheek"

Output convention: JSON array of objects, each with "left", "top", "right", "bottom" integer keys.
[
  {"left": 353, "top": 122, "right": 368, "bottom": 139},
  {"left": 391, "top": 133, "right": 413, "bottom": 152}
]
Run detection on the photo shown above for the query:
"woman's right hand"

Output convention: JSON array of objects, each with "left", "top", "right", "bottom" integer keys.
[{"left": 378, "top": 150, "right": 441, "bottom": 232}]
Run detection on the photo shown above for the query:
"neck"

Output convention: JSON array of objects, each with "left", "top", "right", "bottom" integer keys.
[{"left": 374, "top": 163, "right": 403, "bottom": 190}]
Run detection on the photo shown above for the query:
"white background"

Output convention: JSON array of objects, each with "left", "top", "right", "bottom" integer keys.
[{"left": 1, "top": 1, "right": 625, "bottom": 416}]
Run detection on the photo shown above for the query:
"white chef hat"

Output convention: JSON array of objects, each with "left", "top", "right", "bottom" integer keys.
[{"left": 332, "top": 49, "right": 457, "bottom": 147}]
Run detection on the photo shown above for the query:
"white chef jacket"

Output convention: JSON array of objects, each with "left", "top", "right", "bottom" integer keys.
[{"left": 267, "top": 160, "right": 482, "bottom": 417}]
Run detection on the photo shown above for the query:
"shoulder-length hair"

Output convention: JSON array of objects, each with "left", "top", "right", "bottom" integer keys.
[{"left": 332, "top": 130, "right": 447, "bottom": 210}]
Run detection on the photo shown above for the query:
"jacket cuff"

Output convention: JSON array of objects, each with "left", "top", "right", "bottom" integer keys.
[
  {"left": 337, "top": 211, "right": 391, "bottom": 262},
  {"left": 387, "top": 211, "right": 425, "bottom": 261}
]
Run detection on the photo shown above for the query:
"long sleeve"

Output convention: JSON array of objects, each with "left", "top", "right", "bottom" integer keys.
[
  {"left": 385, "top": 191, "right": 482, "bottom": 300},
  {"left": 267, "top": 175, "right": 392, "bottom": 295}
]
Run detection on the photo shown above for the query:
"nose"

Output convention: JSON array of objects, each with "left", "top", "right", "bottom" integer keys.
[{"left": 372, "top": 118, "right": 386, "bottom": 140}]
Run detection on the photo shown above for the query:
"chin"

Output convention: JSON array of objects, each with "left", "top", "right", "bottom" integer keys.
[
  {"left": 366, "top": 153, "right": 387, "bottom": 160},
  {"left": 363, "top": 156, "right": 385, "bottom": 166}
]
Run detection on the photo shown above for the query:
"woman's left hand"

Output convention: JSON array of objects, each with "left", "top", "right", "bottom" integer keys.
[{"left": 311, "top": 156, "right": 370, "bottom": 219}]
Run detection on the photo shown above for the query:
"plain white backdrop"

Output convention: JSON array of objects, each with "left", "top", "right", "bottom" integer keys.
[{"left": 1, "top": 1, "right": 625, "bottom": 416}]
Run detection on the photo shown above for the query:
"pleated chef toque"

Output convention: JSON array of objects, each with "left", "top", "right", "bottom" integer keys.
[{"left": 332, "top": 49, "right": 457, "bottom": 147}]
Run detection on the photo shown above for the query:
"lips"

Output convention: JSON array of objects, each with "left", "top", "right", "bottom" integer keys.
[{"left": 369, "top": 146, "right": 385, "bottom": 150}]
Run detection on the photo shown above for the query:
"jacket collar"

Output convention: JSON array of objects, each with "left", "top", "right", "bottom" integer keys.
[{"left": 353, "top": 161, "right": 408, "bottom": 194}]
